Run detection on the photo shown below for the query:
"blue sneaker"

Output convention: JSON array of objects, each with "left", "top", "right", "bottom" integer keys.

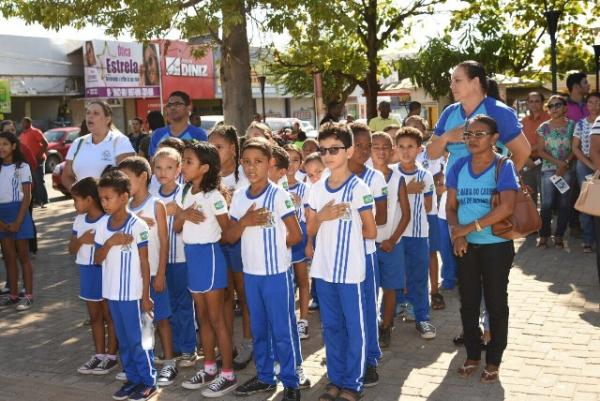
[
  {"left": 112, "top": 382, "right": 139, "bottom": 401},
  {"left": 128, "top": 385, "right": 157, "bottom": 401}
]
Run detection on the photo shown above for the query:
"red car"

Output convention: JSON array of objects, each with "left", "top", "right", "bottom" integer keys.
[
  {"left": 44, "top": 127, "right": 80, "bottom": 173},
  {"left": 52, "top": 161, "right": 70, "bottom": 197}
]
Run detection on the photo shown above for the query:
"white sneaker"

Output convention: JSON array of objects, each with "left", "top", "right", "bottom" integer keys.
[
  {"left": 77, "top": 355, "right": 103, "bottom": 374},
  {"left": 297, "top": 319, "right": 309, "bottom": 340},
  {"left": 115, "top": 371, "right": 127, "bottom": 381},
  {"left": 201, "top": 374, "right": 238, "bottom": 398},
  {"left": 15, "top": 296, "right": 33, "bottom": 311}
]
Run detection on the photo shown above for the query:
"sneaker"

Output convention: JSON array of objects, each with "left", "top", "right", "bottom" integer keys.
[
  {"left": 403, "top": 303, "right": 415, "bottom": 322},
  {"left": 178, "top": 352, "right": 198, "bottom": 368},
  {"left": 93, "top": 357, "right": 119, "bottom": 375},
  {"left": 416, "top": 321, "right": 437, "bottom": 339},
  {"left": 233, "top": 338, "right": 253, "bottom": 370},
  {"left": 155, "top": 352, "right": 181, "bottom": 365},
  {"left": 233, "top": 376, "right": 276, "bottom": 396},
  {"left": 181, "top": 369, "right": 217, "bottom": 390},
  {"left": 297, "top": 319, "right": 309, "bottom": 340},
  {"left": 0, "top": 296, "right": 19, "bottom": 307},
  {"left": 395, "top": 302, "right": 406, "bottom": 318},
  {"left": 201, "top": 374, "right": 238, "bottom": 398},
  {"left": 308, "top": 300, "right": 319, "bottom": 311},
  {"left": 379, "top": 326, "right": 391, "bottom": 348},
  {"left": 115, "top": 371, "right": 127, "bottom": 381},
  {"left": 363, "top": 364, "right": 379, "bottom": 387},
  {"left": 0, "top": 286, "right": 9, "bottom": 295},
  {"left": 15, "top": 296, "right": 33, "bottom": 311},
  {"left": 282, "top": 387, "right": 301, "bottom": 401},
  {"left": 127, "top": 385, "right": 157, "bottom": 401},
  {"left": 157, "top": 364, "right": 178, "bottom": 386},
  {"left": 77, "top": 355, "right": 103, "bottom": 374},
  {"left": 112, "top": 382, "right": 138, "bottom": 401},
  {"left": 297, "top": 365, "right": 311, "bottom": 389}
]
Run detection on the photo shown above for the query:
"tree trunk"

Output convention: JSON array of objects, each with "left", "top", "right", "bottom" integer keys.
[
  {"left": 365, "top": 0, "right": 379, "bottom": 121},
  {"left": 220, "top": 0, "right": 253, "bottom": 134}
]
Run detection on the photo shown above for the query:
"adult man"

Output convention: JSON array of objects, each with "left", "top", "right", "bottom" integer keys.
[
  {"left": 566, "top": 72, "right": 590, "bottom": 121},
  {"left": 127, "top": 117, "right": 146, "bottom": 153},
  {"left": 521, "top": 92, "right": 550, "bottom": 205},
  {"left": 369, "top": 101, "right": 401, "bottom": 132},
  {"left": 319, "top": 100, "right": 343, "bottom": 126},
  {"left": 20, "top": 117, "right": 48, "bottom": 208},
  {"left": 148, "top": 91, "right": 207, "bottom": 157}
]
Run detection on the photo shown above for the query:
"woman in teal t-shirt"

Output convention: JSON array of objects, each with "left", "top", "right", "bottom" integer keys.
[{"left": 446, "top": 115, "right": 519, "bottom": 384}]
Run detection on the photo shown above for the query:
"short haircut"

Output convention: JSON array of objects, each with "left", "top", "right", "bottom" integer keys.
[
  {"left": 0, "top": 120, "right": 14, "bottom": 131},
  {"left": 118, "top": 156, "right": 152, "bottom": 186},
  {"left": 372, "top": 131, "right": 393, "bottom": 146},
  {"left": 383, "top": 124, "right": 401, "bottom": 133},
  {"left": 467, "top": 114, "right": 498, "bottom": 135},
  {"left": 527, "top": 91, "right": 545, "bottom": 102},
  {"left": 395, "top": 126, "right": 423, "bottom": 147},
  {"left": 378, "top": 100, "right": 391, "bottom": 108},
  {"left": 587, "top": 92, "right": 600, "bottom": 102},
  {"left": 158, "top": 137, "right": 185, "bottom": 154},
  {"left": 242, "top": 137, "right": 272, "bottom": 159},
  {"left": 98, "top": 169, "right": 131, "bottom": 196},
  {"left": 318, "top": 122, "right": 353, "bottom": 148},
  {"left": 547, "top": 94, "right": 567, "bottom": 108},
  {"left": 302, "top": 138, "right": 318, "bottom": 149},
  {"left": 304, "top": 152, "right": 324, "bottom": 166},
  {"left": 132, "top": 117, "right": 143, "bottom": 124},
  {"left": 70, "top": 177, "right": 102, "bottom": 210},
  {"left": 349, "top": 122, "right": 371, "bottom": 138},
  {"left": 168, "top": 91, "right": 191, "bottom": 105},
  {"left": 153, "top": 147, "right": 182, "bottom": 165},
  {"left": 404, "top": 115, "right": 429, "bottom": 130},
  {"left": 566, "top": 72, "right": 587, "bottom": 92},
  {"left": 271, "top": 145, "right": 290, "bottom": 170},
  {"left": 22, "top": 117, "right": 33, "bottom": 123},
  {"left": 284, "top": 143, "right": 303, "bottom": 161},
  {"left": 408, "top": 101, "right": 421, "bottom": 112}
]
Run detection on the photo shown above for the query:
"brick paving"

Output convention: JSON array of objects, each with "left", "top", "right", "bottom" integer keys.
[{"left": 1, "top": 187, "right": 599, "bottom": 401}]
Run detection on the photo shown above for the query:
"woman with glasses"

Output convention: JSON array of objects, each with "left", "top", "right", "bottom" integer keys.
[
  {"left": 536, "top": 95, "right": 575, "bottom": 249},
  {"left": 446, "top": 115, "right": 519, "bottom": 384}
]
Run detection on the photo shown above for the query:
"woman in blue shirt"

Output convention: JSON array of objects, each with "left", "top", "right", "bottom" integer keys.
[{"left": 446, "top": 115, "right": 520, "bottom": 384}]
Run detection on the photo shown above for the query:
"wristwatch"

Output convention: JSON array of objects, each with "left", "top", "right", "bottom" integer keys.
[{"left": 474, "top": 219, "right": 483, "bottom": 232}]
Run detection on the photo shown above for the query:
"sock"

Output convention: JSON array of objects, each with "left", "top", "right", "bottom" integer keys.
[
  {"left": 105, "top": 354, "right": 117, "bottom": 361},
  {"left": 204, "top": 361, "right": 217, "bottom": 375},
  {"left": 95, "top": 353, "right": 105, "bottom": 360},
  {"left": 221, "top": 369, "right": 235, "bottom": 381}
]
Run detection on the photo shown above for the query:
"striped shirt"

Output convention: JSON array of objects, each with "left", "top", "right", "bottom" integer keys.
[
  {"left": 150, "top": 184, "right": 185, "bottom": 263},
  {"left": 0, "top": 163, "right": 32, "bottom": 203},
  {"left": 358, "top": 166, "right": 387, "bottom": 254},
  {"left": 128, "top": 195, "right": 163, "bottom": 276},
  {"left": 72, "top": 213, "right": 108, "bottom": 266},
  {"left": 288, "top": 180, "right": 310, "bottom": 223},
  {"left": 395, "top": 164, "right": 434, "bottom": 238}
]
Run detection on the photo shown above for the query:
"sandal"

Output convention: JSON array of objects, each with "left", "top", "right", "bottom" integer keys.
[
  {"left": 457, "top": 361, "right": 480, "bottom": 378},
  {"left": 431, "top": 293, "right": 446, "bottom": 310},
  {"left": 537, "top": 237, "right": 548, "bottom": 249},
  {"left": 319, "top": 383, "right": 341, "bottom": 401},
  {"left": 583, "top": 244, "right": 593, "bottom": 253},
  {"left": 335, "top": 389, "right": 361, "bottom": 401},
  {"left": 554, "top": 236, "right": 564, "bottom": 249},
  {"left": 452, "top": 332, "right": 464, "bottom": 346},
  {"left": 480, "top": 368, "right": 499, "bottom": 383}
]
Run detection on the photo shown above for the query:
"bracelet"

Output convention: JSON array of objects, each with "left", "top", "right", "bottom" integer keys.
[{"left": 474, "top": 219, "right": 483, "bottom": 232}]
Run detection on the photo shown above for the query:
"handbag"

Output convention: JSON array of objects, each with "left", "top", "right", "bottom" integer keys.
[
  {"left": 575, "top": 170, "right": 600, "bottom": 217},
  {"left": 491, "top": 157, "right": 542, "bottom": 239}
]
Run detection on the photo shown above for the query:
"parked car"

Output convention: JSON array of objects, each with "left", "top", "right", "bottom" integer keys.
[
  {"left": 265, "top": 117, "right": 306, "bottom": 134},
  {"left": 52, "top": 161, "right": 70, "bottom": 197},
  {"left": 299, "top": 120, "right": 314, "bottom": 132},
  {"left": 44, "top": 127, "right": 80, "bottom": 173},
  {"left": 199, "top": 115, "right": 224, "bottom": 133}
]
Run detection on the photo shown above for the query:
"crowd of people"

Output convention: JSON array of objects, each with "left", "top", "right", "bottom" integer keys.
[{"left": 1, "top": 60, "right": 600, "bottom": 401}]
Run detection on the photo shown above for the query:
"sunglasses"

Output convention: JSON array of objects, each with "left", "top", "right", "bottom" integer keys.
[
  {"left": 463, "top": 131, "right": 492, "bottom": 139},
  {"left": 318, "top": 146, "right": 347, "bottom": 156},
  {"left": 547, "top": 102, "right": 565, "bottom": 110}
]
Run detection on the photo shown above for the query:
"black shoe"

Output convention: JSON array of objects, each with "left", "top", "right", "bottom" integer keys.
[
  {"left": 233, "top": 376, "right": 276, "bottom": 396},
  {"left": 379, "top": 326, "right": 391, "bottom": 348},
  {"left": 283, "top": 387, "right": 301, "bottom": 400},
  {"left": 363, "top": 365, "right": 379, "bottom": 388}
]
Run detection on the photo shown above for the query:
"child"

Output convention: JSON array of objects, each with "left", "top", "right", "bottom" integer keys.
[
  {"left": 370, "top": 132, "right": 410, "bottom": 348},
  {"left": 148, "top": 137, "right": 186, "bottom": 194},
  {"left": 226, "top": 138, "right": 303, "bottom": 401},
  {"left": 348, "top": 123, "right": 388, "bottom": 387},
  {"left": 284, "top": 144, "right": 311, "bottom": 339},
  {"left": 93, "top": 170, "right": 156, "bottom": 400},
  {"left": 394, "top": 127, "right": 437, "bottom": 339},
  {"left": 208, "top": 125, "right": 253, "bottom": 371},
  {"left": 150, "top": 147, "right": 198, "bottom": 373},
  {"left": 307, "top": 123, "right": 377, "bottom": 400},
  {"left": 69, "top": 177, "right": 118, "bottom": 375},
  {"left": 298, "top": 139, "right": 318, "bottom": 182},
  {"left": 269, "top": 145, "right": 290, "bottom": 190},
  {"left": 0, "top": 131, "right": 35, "bottom": 311},
  {"left": 175, "top": 141, "right": 238, "bottom": 397}
]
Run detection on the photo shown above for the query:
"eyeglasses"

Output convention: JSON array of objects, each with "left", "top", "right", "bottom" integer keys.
[
  {"left": 166, "top": 101, "right": 186, "bottom": 108},
  {"left": 318, "top": 146, "right": 347, "bottom": 156},
  {"left": 463, "top": 131, "right": 491, "bottom": 139},
  {"left": 547, "top": 102, "right": 565, "bottom": 110}
]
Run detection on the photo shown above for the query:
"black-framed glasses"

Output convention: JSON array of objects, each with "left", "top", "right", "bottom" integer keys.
[
  {"left": 166, "top": 101, "right": 186, "bottom": 108},
  {"left": 463, "top": 131, "right": 491, "bottom": 139},
  {"left": 318, "top": 146, "right": 348, "bottom": 156},
  {"left": 547, "top": 102, "right": 565, "bottom": 110}
]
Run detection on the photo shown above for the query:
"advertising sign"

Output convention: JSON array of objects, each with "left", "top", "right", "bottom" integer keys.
[
  {"left": 84, "top": 40, "right": 160, "bottom": 98},
  {"left": 0, "top": 80, "right": 11, "bottom": 113}
]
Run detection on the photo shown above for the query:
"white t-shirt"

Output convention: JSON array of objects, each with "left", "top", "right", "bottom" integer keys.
[
  {"left": 149, "top": 174, "right": 185, "bottom": 195},
  {"left": 229, "top": 182, "right": 296, "bottom": 276},
  {"left": 295, "top": 169, "right": 307, "bottom": 183},
  {"left": 416, "top": 148, "right": 444, "bottom": 216},
  {"left": 288, "top": 180, "right": 310, "bottom": 223},
  {"left": 0, "top": 163, "right": 32, "bottom": 203},
  {"left": 222, "top": 166, "right": 249, "bottom": 193},
  {"left": 376, "top": 169, "right": 405, "bottom": 244},
  {"left": 358, "top": 166, "right": 387, "bottom": 254},
  {"left": 72, "top": 213, "right": 108, "bottom": 265},
  {"left": 66, "top": 131, "right": 134, "bottom": 180},
  {"left": 277, "top": 175, "right": 289, "bottom": 191},
  {"left": 150, "top": 183, "right": 185, "bottom": 263},
  {"left": 395, "top": 164, "right": 434, "bottom": 238},
  {"left": 176, "top": 187, "right": 228, "bottom": 244},
  {"left": 95, "top": 213, "right": 150, "bottom": 301},
  {"left": 438, "top": 191, "right": 448, "bottom": 220},
  {"left": 129, "top": 195, "right": 163, "bottom": 276},
  {"left": 308, "top": 174, "right": 374, "bottom": 284}
]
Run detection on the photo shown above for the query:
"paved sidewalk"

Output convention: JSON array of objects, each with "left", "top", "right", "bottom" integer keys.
[{"left": 1, "top": 194, "right": 599, "bottom": 401}]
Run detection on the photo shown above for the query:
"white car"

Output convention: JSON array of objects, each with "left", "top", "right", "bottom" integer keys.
[{"left": 199, "top": 115, "right": 224, "bottom": 133}]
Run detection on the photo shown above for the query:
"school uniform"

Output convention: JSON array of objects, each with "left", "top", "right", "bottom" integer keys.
[
  {"left": 288, "top": 181, "right": 310, "bottom": 264},
  {"left": 395, "top": 165, "right": 434, "bottom": 324},
  {"left": 72, "top": 213, "right": 108, "bottom": 301},
  {"left": 0, "top": 163, "right": 34, "bottom": 240},
  {"left": 148, "top": 173, "right": 186, "bottom": 195},
  {"left": 151, "top": 183, "right": 196, "bottom": 354},
  {"left": 309, "top": 174, "right": 374, "bottom": 393},
  {"left": 229, "top": 182, "right": 301, "bottom": 389},
  {"left": 176, "top": 187, "right": 228, "bottom": 293},
  {"left": 220, "top": 169, "right": 248, "bottom": 273},
  {"left": 358, "top": 166, "right": 387, "bottom": 368},
  {"left": 417, "top": 150, "right": 444, "bottom": 253},
  {"left": 94, "top": 213, "right": 156, "bottom": 387}
]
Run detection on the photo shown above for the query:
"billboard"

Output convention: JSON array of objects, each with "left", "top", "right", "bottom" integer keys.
[
  {"left": 84, "top": 40, "right": 160, "bottom": 98},
  {"left": 0, "top": 80, "right": 10, "bottom": 113}
]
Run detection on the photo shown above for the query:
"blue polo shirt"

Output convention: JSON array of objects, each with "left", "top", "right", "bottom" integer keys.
[
  {"left": 148, "top": 124, "right": 207, "bottom": 157},
  {"left": 434, "top": 97, "right": 522, "bottom": 172}
]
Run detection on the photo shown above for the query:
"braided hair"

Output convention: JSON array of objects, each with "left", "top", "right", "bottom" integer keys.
[{"left": 210, "top": 124, "right": 240, "bottom": 182}]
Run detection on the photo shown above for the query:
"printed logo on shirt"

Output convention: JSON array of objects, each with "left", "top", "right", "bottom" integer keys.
[
  {"left": 101, "top": 150, "right": 112, "bottom": 161},
  {"left": 140, "top": 231, "right": 149, "bottom": 241},
  {"left": 214, "top": 200, "right": 224, "bottom": 210},
  {"left": 282, "top": 181, "right": 289, "bottom": 190},
  {"left": 363, "top": 194, "right": 374, "bottom": 204},
  {"left": 285, "top": 199, "right": 293, "bottom": 209},
  {"left": 382, "top": 187, "right": 388, "bottom": 196}
]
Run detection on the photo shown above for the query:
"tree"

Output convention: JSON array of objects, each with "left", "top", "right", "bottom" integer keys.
[{"left": 1, "top": 0, "right": 254, "bottom": 132}]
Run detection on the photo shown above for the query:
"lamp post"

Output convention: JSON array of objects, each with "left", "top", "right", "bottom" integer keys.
[
  {"left": 544, "top": 10, "right": 561, "bottom": 93},
  {"left": 594, "top": 44, "right": 600, "bottom": 93},
  {"left": 258, "top": 75, "right": 266, "bottom": 122}
]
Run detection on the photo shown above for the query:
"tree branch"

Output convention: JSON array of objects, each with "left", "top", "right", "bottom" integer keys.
[{"left": 379, "top": 0, "right": 443, "bottom": 43}]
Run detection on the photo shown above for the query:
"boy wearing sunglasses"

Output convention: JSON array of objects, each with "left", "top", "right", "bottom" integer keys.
[{"left": 306, "top": 122, "right": 377, "bottom": 401}]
